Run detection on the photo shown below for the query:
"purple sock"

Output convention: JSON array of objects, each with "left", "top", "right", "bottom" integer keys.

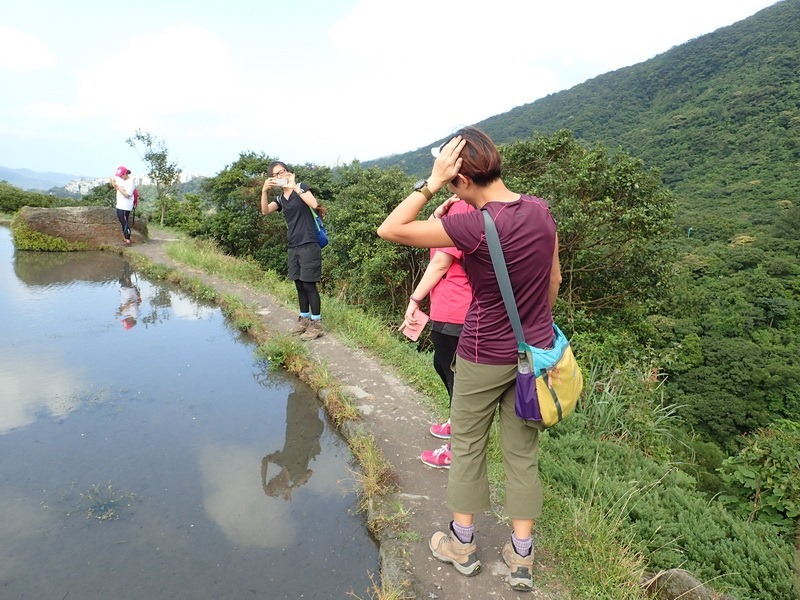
[
  {"left": 451, "top": 521, "right": 474, "bottom": 544},
  {"left": 512, "top": 533, "right": 532, "bottom": 557}
]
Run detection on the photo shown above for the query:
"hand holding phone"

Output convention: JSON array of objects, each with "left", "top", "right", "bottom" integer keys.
[{"left": 400, "top": 310, "right": 429, "bottom": 341}]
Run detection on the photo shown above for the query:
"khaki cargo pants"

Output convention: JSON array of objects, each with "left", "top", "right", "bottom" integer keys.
[{"left": 446, "top": 355, "right": 543, "bottom": 520}]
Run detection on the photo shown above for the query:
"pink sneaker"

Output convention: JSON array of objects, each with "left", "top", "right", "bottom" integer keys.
[
  {"left": 421, "top": 444, "right": 451, "bottom": 469},
  {"left": 429, "top": 419, "right": 451, "bottom": 439}
]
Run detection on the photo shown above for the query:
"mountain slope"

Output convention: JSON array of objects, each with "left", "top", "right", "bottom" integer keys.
[
  {"left": 365, "top": 0, "right": 799, "bottom": 231},
  {"left": 0, "top": 166, "right": 86, "bottom": 191}
]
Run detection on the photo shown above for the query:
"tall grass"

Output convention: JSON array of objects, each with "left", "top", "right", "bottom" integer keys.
[{"left": 579, "top": 360, "right": 684, "bottom": 460}]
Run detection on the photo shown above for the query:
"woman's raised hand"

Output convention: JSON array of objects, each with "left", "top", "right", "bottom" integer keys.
[{"left": 429, "top": 136, "right": 465, "bottom": 191}]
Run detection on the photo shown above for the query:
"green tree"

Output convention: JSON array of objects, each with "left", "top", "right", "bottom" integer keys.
[
  {"left": 81, "top": 182, "right": 115, "bottom": 207},
  {"left": 322, "top": 163, "right": 425, "bottom": 318},
  {"left": 501, "top": 130, "right": 676, "bottom": 337},
  {"left": 0, "top": 181, "right": 53, "bottom": 212},
  {"left": 126, "top": 129, "right": 181, "bottom": 226}
]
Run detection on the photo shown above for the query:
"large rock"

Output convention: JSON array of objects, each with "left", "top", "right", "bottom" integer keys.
[
  {"left": 644, "top": 569, "right": 737, "bottom": 600},
  {"left": 15, "top": 206, "right": 148, "bottom": 249}
]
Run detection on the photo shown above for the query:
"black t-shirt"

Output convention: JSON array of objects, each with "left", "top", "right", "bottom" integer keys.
[{"left": 275, "top": 183, "right": 316, "bottom": 247}]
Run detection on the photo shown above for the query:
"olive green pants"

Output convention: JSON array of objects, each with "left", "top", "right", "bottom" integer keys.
[{"left": 446, "top": 356, "right": 543, "bottom": 520}]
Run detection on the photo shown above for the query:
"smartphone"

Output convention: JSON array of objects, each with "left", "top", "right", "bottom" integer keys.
[
  {"left": 275, "top": 178, "right": 288, "bottom": 186},
  {"left": 401, "top": 311, "right": 429, "bottom": 342}
]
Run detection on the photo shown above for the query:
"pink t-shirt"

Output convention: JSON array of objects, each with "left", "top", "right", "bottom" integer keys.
[
  {"left": 429, "top": 200, "right": 473, "bottom": 324},
  {"left": 441, "top": 195, "right": 556, "bottom": 365}
]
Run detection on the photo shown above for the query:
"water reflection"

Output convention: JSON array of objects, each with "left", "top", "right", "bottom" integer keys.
[
  {"left": 261, "top": 390, "right": 325, "bottom": 501},
  {"left": 13, "top": 248, "right": 127, "bottom": 286},
  {"left": 0, "top": 353, "right": 92, "bottom": 433},
  {"left": 0, "top": 227, "right": 378, "bottom": 598},
  {"left": 117, "top": 262, "right": 141, "bottom": 330}
]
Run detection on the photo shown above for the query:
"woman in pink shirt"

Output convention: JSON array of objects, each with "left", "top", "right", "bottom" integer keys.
[{"left": 400, "top": 196, "right": 474, "bottom": 469}]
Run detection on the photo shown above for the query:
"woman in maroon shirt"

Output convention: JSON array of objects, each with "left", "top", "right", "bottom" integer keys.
[{"left": 378, "top": 127, "right": 561, "bottom": 593}]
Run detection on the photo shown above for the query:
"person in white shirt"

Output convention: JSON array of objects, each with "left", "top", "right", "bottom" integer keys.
[
  {"left": 117, "top": 263, "right": 141, "bottom": 329},
  {"left": 110, "top": 165, "right": 135, "bottom": 245}
]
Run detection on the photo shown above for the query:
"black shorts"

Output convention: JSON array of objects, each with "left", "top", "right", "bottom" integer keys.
[{"left": 287, "top": 243, "right": 321, "bottom": 282}]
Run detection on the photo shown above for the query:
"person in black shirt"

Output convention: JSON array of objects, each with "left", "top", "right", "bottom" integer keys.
[{"left": 260, "top": 161, "right": 325, "bottom": 340}]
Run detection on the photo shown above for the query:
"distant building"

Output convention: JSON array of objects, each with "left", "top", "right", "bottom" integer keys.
[{"left": 65, "top": 172, "right": 204, "bottom": 194}]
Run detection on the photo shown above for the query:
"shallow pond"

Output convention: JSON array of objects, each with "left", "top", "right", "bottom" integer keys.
[{"left": 0, "top": 226, "right": 378, "bottom": 599}]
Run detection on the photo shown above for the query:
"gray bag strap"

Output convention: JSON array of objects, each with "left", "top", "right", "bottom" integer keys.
[{"left": 482, "top": 209, "right": 526, "bottom": 346}]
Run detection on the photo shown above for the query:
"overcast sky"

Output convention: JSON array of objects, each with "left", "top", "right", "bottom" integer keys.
[{"left": 0, "top": 0, "right": 780, "bottom": 178}]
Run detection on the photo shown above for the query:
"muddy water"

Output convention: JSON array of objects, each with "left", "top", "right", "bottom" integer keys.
[{"left": 0, "top": 227, "right": 378, "bottom": 599}]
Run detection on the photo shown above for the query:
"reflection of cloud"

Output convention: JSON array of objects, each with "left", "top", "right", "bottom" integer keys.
[
  {"left": 169, "top": 292, "right": 215, "bottom": 321},
  {"left": 302, "top": 451, "right": 353, "bottom": 499},
  {"left": 0, "top": 349, "right": 90, "bottom": 434},
  {"left": 0, "top": 492, "right": 54, "bottom": 580},
  {"left": 198, "top": 444, "right": 294, "bottom": 547}
]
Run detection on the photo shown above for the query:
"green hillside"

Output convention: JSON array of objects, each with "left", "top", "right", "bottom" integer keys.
[{"left": 365, "top": 0, "right": 799, "bottom": 236}]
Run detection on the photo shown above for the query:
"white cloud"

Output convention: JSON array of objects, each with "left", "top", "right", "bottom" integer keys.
[
  {"left": 0, "top": 0, "right": 780, "bottom": 175},
  {"left": 0, "top": 26, "right": 57, "bottom": 72},
  {"left": 26, "top": 23, "right": 240, "bottom": 123}
]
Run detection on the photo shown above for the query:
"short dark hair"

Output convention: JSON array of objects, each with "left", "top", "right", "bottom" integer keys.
[
  {"left": 450, "top": 127, "right": 501, "bottom": 186},
  {"left": 268, "top": 161, "right": 290, "bottom": 176}
]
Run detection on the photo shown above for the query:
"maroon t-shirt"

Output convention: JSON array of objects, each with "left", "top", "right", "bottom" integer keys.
[{"left": 441, "top": 195, "right": 556, "bottom": 365}]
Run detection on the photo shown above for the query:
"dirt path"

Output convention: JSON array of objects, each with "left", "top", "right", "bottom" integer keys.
[{"left": 128, "top": 230, "right": 558, "bottom": 600}]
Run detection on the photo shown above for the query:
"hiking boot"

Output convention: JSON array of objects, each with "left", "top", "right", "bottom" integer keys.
[
  {"left": 299, "top": 319, "right": 324, "bottom": 341},
  {"left": 502, "top": 540, "right": 534, "bottom": 592},
  {"left": 289, "top": 316, "right": 311, "bottom": 335},
  {"left": 420, "top": 443, "right": 451, "bottom": 469},
  {"left": 429, "top": 419, "right": 451, "bottom": 439},
  {"left": 429, "top": 526, "right": 481, "bottom": 577}
]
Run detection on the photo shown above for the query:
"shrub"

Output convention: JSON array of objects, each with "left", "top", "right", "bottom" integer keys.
[
  {"left": 718, "top": 419, "right": 800, "bottom": 536},
  {"left": 540, "top": 431, "right": 796, "bottom": 599},
  {"left": 11, "top": 217, "right": 91, "bottom": 251}
]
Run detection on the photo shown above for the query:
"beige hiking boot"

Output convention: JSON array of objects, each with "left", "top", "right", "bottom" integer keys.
[
  {"left": 429, "top": 527, "right": 481, "bottom": 576},
  {"left": 289, "top": 316, "right": 311, "bottom": 335},
  {"left": 299, "top": 319, "right": 324, "bottom": 341},
  {"left": 502, "top": 540, "right": 534, "bottom": 592}
]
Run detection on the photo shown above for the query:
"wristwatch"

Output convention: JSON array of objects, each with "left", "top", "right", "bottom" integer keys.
[{"left": 413, "top": 179, "right": 433, "bottom": 201}]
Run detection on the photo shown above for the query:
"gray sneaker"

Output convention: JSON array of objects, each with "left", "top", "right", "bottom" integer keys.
[
  {"left": 429, "top": 528, "right": 481, "bottom": 577},
  {"left": 289, "top": 316, "right": 311, "bottom": 335},
  {"left": 502, "top": 540, "right": 534, "bottom": 592},
  {"left": 299, "top": 319, "right": 324, "bottom": 341}
]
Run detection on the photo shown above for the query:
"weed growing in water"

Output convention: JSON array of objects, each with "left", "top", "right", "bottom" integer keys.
[{"left": 60, "top": 481, "right": 137, "bottom": 521}]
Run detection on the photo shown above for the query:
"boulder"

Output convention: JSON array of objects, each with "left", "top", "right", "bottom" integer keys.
[
  {"left": 644, "top": 569, "right": 736, "bottom": 600},
  {"left": 14, "top": 206, "right": 148, "bottom": 249}
]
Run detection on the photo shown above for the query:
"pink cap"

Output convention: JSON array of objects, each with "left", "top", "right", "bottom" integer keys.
[
  {"left": 115, "top": 166, "right": 131, "bottom": 177},
  {"left": 121, "top": 317, "right": 136, "bottom": 330}
]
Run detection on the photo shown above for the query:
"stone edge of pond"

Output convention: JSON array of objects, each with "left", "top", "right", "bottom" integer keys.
[{"left": 327, "top": 387, "right": 422, "bottom": 598}]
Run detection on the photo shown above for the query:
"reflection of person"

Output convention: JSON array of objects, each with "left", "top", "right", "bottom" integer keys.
[
  {"left": 399, "top": 195, "right": 473, "bottom": 469},
  {"left": 110, "top": 166, "right": 135, "bottom": 246},
  {"left": 378, "top": 127, "right": 561, "bottom": 593},
  {"left": 117, "top": 263, "right": 141, "bottom": 330},
  {"left": 261, "top": 390, "right": 324, "bottom": 501},
  {"left": 260, "top": 161, "right": 325, "bottom": 341}
]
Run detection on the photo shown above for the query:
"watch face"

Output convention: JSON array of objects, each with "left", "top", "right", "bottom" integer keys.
[{"left": 413, "top": 179, "right": 427, "bottom": 191}]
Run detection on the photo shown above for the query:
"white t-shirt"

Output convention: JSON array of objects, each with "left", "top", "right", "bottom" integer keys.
[
  {"left": 115, "top": 176, "right": 136, "bottom": 211},
  {"left": 119, "top": 285, "right": 140, "bottom": 318}
]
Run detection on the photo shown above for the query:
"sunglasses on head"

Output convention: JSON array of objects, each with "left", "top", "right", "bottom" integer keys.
[{"left": 430, "top": 140, "right": 449, "bottom": 158}]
